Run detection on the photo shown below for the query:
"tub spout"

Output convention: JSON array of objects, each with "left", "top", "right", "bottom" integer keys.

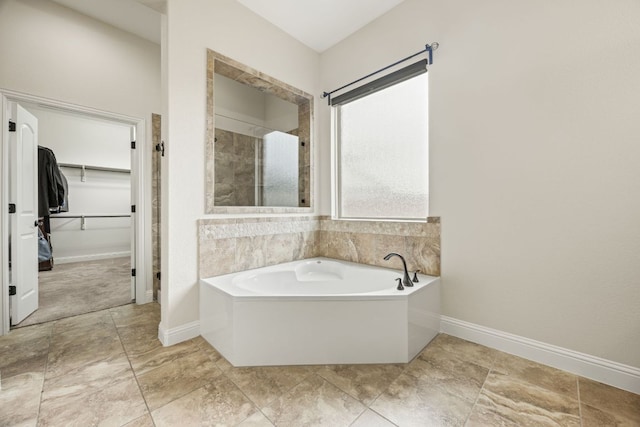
[{"left": 383, "top": 253, "right": 413, "bottom": 288}]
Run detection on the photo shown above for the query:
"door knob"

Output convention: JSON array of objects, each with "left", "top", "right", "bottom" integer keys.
[{"left": 34, "top": 221, "right": 39, "bottom": 227}]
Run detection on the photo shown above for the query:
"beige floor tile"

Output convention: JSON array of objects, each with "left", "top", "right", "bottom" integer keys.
[
  {"left": 48, "top": 310, "right": 117, "bottom": 346},
  {"left": 262, "top": 374, "right": 365, "bottom": 427},
  {"left": 226, "top": 365, "right": 315, "bottom": 407},
  {"left": 405, "top": 346, "right": 488, "bottom": 402},
  {"left": 579, "top": 377, "right": 640, "bottom": 425},
  {"left": 350, "top": 409, "right": 397, "bottom": 427},
  {"left": 427, "top": 334, "right": 498, "bottom": 369},
  {"left": 128, "top": 337, "right": 200, "bottom": 376},
  {"left": 110, "top": 302, "right": 160, "bottom": 329},
  {"left": 117, "top": 323, "right": 162, "bottom": 356},
  {"left": 137, "top": 348, "right": 223, "bottom": 410},
  {"left": 41, "top": 352, "right": 134, "bottom": 403},
  {"left": 45, "top": 330, "right": 124, "bottom": 380},
  {"left": 0, "top": 372, "right": 43, "bottom": 427},
  {"left": 492, "top": 352, "right": 578, "bottom": 398},
  {"left": 236, "top": 411, "right": 275, "bottom": 426},
  {"left": 37, "top": 376, "right": 147, "bottom": 427},
  {"left": 371, "top": 372, "right": 474, "bottom": 427},
  {"left": 0, "top": 323, "right": 51, "bottom": 379},
  {"left": 316, "top": 364, "right": 405, "bottom": 405},
  {"left": 122, "top": 412, "right": 155, "bottom": 427},
  {"left": 193, "top": 336, "right": 227, "bottom": 365},
  {"left": 151, "top": 376, "right": 257, "bottom": 427},
  {"left": 465, "top": 405, "right": 520, "bottom": 426},
  {"left": 474, "top": 371, "right": 580, "bottom": 426}
]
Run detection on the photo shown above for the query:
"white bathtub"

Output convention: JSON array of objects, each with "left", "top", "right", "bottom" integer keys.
[{"left": 199, "top": 257, "right": 441, "bottom": 366}]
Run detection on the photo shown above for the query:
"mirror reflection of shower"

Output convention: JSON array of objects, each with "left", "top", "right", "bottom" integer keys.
[{"left": 214, "top": 114, "right": 299, "bottom": 207}]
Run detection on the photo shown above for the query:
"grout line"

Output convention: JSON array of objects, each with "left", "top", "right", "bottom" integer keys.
[
  {"left": 577, "top": 377, "right": 583, "bottom": 427},
  {"left": 109, "top": 309, "right": 157, "bottom": 427},
  {"left": 464, "top": 367, "right": 491, "bottom": 426},
  {"left": 35, "top": 321, "right": 55, "bottom": 426}
]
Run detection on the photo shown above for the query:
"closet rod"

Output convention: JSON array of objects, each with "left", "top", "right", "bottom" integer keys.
[
  {"left": 50, "top": 214, "right": 131, "bottom": 219},
  {"left": 58, "top": 163, "right": 130, "bottom": 174}
]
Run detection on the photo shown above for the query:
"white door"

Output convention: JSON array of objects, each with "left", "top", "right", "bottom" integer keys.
[{"left": 9, "top": 104, "right": 39, "bottom": 325}]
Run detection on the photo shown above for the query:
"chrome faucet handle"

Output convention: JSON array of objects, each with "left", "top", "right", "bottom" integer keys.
[
  {"left": 395, "top": 278, "right": 404, "bottom": 291},
  {"left": 412, "top": 270, "right": 420, "bottom": 283}
]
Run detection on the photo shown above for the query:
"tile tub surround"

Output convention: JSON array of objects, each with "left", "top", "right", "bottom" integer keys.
[
  {"left": 2, "top": 303, "right": 638, "bottom": 426},
  {"left": 198, "top": 216, "right": 441, "bottom": 278}
]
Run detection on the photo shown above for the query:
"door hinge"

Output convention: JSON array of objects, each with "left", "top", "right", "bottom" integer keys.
[
  {"left": 9, "top": 286, "right": 16, "bottom": 296},
  {"left": 156, "top": 272, "right": 161, "bottom": 280},
  {"left": 131, "top": 205, "right": 136, "bottom": 213},
  {"left": 131, "top": 140, "right": 136, "bottom": 149},
  {"left": 131, "top": 268, "right": 136, "bottom": 277},
  {"left": 8, "top": 203, "right": 16, "bottom": 214},
  {"left": 8, "top": 121, "right": 16, "bottom": 132}
]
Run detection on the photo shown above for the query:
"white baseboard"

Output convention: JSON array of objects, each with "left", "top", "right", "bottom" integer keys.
[
  {"left": 55, "top": 251, "right": 131, "bottom": 264},
  {"left": 440, "top": 316, "right": 640, "bottom": 395},
  {"left": 158, "top": 320, "right": 200, "bottom": 346}
]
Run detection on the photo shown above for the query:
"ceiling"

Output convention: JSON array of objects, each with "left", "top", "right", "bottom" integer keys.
[
  {"left": 49, "top": 0, "right": 405, "bottom": 52},
  {"left": 236, "top": 0, "right": 406, "bottom": 52}
]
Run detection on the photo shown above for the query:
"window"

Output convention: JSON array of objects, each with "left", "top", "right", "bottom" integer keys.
[{"left": 332, "top": 72, "right": 429, "bottom": 221}]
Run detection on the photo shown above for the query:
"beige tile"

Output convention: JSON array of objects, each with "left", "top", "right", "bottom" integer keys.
[
  {"left": 151, "top": 376, "right": 256, "bottom": 427},
  {"left": 137, "top": 349, "right": 223, "bottom": 410},
  {"left": 237, "top": 411, "right": 274, "bottom": 426},
  {"left": 42, "top": 352, "right": 134, "bottom": 403},
  {"left": 117, "top": 323, "right": 162, "bottom": 356},
  {"left": 405, "top": 236, "right": 440, "bottom": 276},
  {"left": 465, "top": 406, "right": 520, "bottom": 426},
  {"left": 45, "top": 329, "right": 124, "bottom": 380},
  {"left": 405, "top": 349, "right": 488, "bottom": 402},
  {"left": 370, "top": 372, "right": 474, "bottom": 427},
  {"left": 109, "top": 302, "right": 160, "bottom": 329},
  {"left": 316, "top": 364, "right": 405, "bottom": 405},
  {"left": 579, "top": 377, "right": 640, "bottom": 425},
  {"left": 37, "top": 376, "right": 147, "bottom": 427},
  {"left": 0, "top": 372, "right": 43, "bottom": 427},
  {"left": 122, "top": 412, "right": 155, "bottom": 427},
  {"left": 226, "top": 365, "right": 314, "bottom": 407},
  {"left": 492, "top": 352, "right": 578, "bottom": 398},
  {"left": 128, "top": 338, "right": 200, "bottom": 376},
  {"left": 52, "top": 309, "right": 115, "bottom": 336},
  {"left": 262, "top": 374, "right": 365, "bottom": 427},
  {"left": 0, "top": 323, "right": 52, "bottom": 379},
  {"left": 350, "top": 409, "right": 397, "bottom": 427},
  {"left": 474, "top": 372, "right": 580, "bottom": 426},
  {"left": 427, "top": 334, "right": 498, "bottom": 369},
  {"left": 581, "top": 402, "right": 639, "bottom": 427}
]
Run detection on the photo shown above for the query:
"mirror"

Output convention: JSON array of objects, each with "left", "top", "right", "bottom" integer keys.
[{"left": 206, "top": 49, "right": 313, "bottom": 212}]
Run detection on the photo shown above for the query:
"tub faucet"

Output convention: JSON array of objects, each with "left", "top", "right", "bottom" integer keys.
[{"left": 383, "top": 253, "right": 413, "bottom": 288}]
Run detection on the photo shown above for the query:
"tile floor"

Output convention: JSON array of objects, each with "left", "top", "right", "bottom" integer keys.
[{"left": 1, "top": 303, "right": 638, "bottom": 426}]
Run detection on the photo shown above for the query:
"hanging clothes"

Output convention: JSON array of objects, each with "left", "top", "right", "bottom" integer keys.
[{"left": 38, "top": 146, "right": 66, "bottom": 217}]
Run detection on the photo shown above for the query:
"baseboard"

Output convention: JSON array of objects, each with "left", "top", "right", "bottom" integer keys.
[
  {"left": 55, "top": 251, "right": 131, "bottom": 264},
  {"left": 440, "top": 316, "right": 640, "bottom": 395},
  {"left": 158, "top": 320, "right": 200, "bottom": 346}
]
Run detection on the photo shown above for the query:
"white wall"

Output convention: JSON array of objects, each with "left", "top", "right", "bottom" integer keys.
[
  {"left": 0, "top": 0, "right": 160, "bottom": 120},
  {"left": 28, "top": 106, "right": 131, "bottom": 263},
  {"left": 320, "top": 0, "right": 640, "bottom": 368},
  {"left": 163, "top": 0, "right": 320, "bottom": 329}
]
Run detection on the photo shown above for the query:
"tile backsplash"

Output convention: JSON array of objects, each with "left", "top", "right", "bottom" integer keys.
[{"left": 198, "top": 216, "right": 440, "bottom": 278}]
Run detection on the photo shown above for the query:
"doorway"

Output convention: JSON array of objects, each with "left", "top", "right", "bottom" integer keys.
[{"left": 0, "top": 91, "right": 152, "bottom": 334}]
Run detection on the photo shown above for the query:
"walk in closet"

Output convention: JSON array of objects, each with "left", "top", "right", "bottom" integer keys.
[{"left": 12, "top": 103, "right": 134, "bottom": 327}]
